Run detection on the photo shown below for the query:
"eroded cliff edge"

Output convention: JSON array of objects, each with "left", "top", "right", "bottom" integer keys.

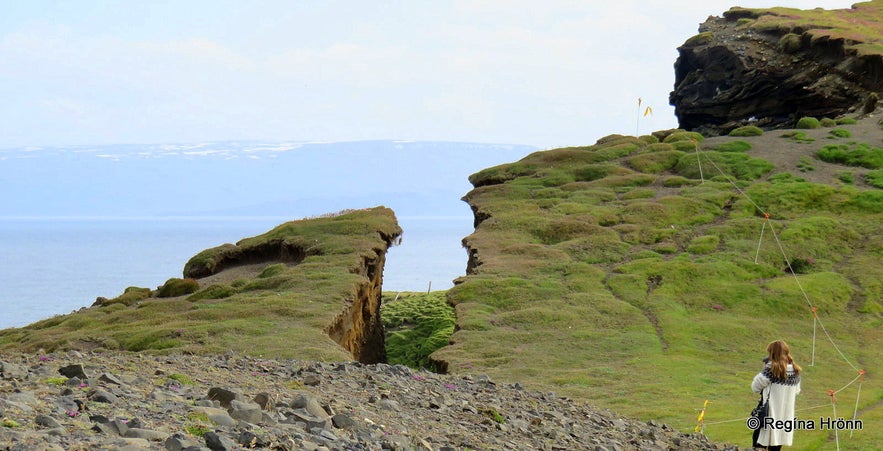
[
  {"left": 670, "top": 1, "right": 883, "bottom": 134},
  {"left": 0, "top": 207, "right": 402, "bottom": 363},
  {"left": 184, "top": 207, "right": 402, "bottom": 364}
]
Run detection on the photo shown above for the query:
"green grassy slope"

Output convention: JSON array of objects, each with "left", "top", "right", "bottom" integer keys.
[
  {"left": 431, "top": 124, "right": 883, "bottom": 450},
  {"left": 0, "top": 207, "right": 402, "bottom": 361}
]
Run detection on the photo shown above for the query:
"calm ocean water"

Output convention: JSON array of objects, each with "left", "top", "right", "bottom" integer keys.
[{"left": 0, "top": 216, "right": 470, "bottom": 329}]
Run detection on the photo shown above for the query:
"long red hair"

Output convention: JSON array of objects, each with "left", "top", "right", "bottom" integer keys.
[{"left": 767, "top": 340, "right": 801, "bottom": 379}]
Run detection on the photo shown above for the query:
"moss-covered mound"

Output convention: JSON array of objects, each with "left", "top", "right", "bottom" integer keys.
[
  {"left": 432, "top": 125, "right": 883, "bottom": 449},
  {"left": 0, "top": 207, "right": 402, "bottom": 362}
]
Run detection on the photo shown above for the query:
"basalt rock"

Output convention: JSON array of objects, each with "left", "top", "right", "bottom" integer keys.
[{"left": 670, "top": 2, "right": 883, "bottom": 135}]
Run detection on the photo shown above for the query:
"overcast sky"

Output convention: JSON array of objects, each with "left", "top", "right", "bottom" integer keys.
[{"left": 0, "top": 1, "right": 858, "bottom": 149}]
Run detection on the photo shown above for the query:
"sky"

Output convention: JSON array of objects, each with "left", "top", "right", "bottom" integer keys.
[{"left": 0, "top": 0, "right": 859, "bottom": 149}]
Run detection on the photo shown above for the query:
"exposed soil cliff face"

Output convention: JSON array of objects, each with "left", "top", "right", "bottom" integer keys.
[
  {"left": 670, "top": 4, "right": 883, "bottom": 134},
  {"left": 324, "top": 246, "right": 391, "bottom": 364}
]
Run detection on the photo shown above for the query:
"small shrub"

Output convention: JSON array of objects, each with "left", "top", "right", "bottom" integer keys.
[
  {"left": 820, "top": 117, "right": 837, "bottom": 127},
  {"left": 688, "top": 235, "right": 720, "bottom": 254},
  {"left": 641, "top": 143, "right": 674, "bottom": 153},
  {"left": 728, "top": 126, "right": 763, "bottom": 137},
  {"left": 786, "top": 257, "right": 815, "bottom": 274},
  {"left": 627, "top": 151, "right": 683, "bottom": 173},
  {"left": 651, "top": 128, "right": 685, "bottom": 142},
  {"left": 231, "top": 279, "right": 248, "bottom": 288},
  {"left": 157, "top": 278, "right": 200, "bottom": 298},
  {"left": 662, "top": 176, "right": 691, "bottom": 187},
  {"left": 684, "top": 31, "right": 713, "bottom": 47},
  {"left": 713, "top": 140, "right": 752, "bottom": 152},
  {"left": 796, "top": 117, "right": 821, "bottom": 129},
  {"left": 866, "top": 170, "right": 883, "bottom": 189},
  {"left": 97, "top": 286, "right": 152, "bottom": 307},
  {"left": 663, "top": 131, "right": 704, "bottom": 144},
  {"left": 817, "top": 143, "right": 883, "bottom": 169},
  {"left": 2, "top": 418, "right": 20, "bottom": 428},
  {"left": 769, "top": 173, "right": 806, "bottom": 183},
  {"left": 781, "top": 131, "right": 815, "bottom": 143},
  {"left": 778, "top": 33, "right": 802, "bottom": 53},
  {"left": 187, "top": 284, "right": 237, "bottom": 301},
  {"left": 45, "top": 377, "right": 68, "bottom": 385},
  {"left": 828, "top": 128, "right": 851, "bottom": 138},
  {"left": 168, "top": 373, "right": 196, "bottom": 385},
  {"left": 835, "top": 117, "right": 857, "bottom": 125},
  {"left": 184, "top": 424, "right": 211, "bottom": 437},
  {"left": 671, "top": 141, "right": 699, "bottom": 152},
  {"left": 479, "top": 406, "right": 506, "bottom": 424},
  {"left": 797, "top": 156, "right": 815, "bottom": 172},
  {"left": 258, "top": 263, "right": 286, "bottom": 278},
  {"left": 837, "top": 171, "right": 854, "bottom": 184}
]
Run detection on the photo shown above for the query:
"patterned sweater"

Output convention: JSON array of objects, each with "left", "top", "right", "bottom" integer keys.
[{"left": 751, "top": 364, "right": 801, "bottom": 446}]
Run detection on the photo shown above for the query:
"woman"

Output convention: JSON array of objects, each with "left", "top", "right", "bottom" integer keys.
[{"left": 751, "top": 340, "right": 802, "bottom": 450}]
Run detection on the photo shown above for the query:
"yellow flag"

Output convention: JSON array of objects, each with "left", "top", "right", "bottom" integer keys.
[{"left": 644, "top": 106, "right": 653, "bottom": 117}]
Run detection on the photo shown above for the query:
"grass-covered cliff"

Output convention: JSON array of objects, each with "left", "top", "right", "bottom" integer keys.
[
  {"left": 0, "top": 207, "right": 402, "bottom": 362},
  {"left": 430, "top": 117, "right": 883, "bottom": 450}
]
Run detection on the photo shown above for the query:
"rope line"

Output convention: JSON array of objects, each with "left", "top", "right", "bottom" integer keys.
[
  {"left": 833, "top": 373, "right": 864, "bottom": 395},
  {"left": 829, "top": 391, "right": 841, "bottom": 450},
  {"left": 754, "top": 218, "right": 767, "bottom": 264},
  {"left": 851, "top": 381, "right": 863, "bottom": 438}
]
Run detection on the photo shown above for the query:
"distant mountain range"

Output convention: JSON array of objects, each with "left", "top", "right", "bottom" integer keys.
[{"left": 0, "top": 140, "right": 537, "bottom": 219}]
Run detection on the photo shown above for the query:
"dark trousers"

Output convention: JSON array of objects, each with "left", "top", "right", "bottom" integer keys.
[{"left": 752, "top": 429, "right": 782, "bottom": 451}]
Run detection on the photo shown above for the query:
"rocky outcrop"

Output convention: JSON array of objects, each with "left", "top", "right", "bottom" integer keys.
[{"left": 670, "top": 3, "right": 883, "bottom": 134}]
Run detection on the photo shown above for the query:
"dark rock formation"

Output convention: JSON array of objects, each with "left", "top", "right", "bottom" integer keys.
[{"left": 670, "top": 3, "right": 883, "bottom": 134}]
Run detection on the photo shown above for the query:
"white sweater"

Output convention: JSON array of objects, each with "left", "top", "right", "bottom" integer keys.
[{"left": 752, "top": 363, "right": 801, "bottom": 446}]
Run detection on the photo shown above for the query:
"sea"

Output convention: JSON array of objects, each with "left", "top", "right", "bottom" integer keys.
[{"left": 0, "top": 215, "right": 471, "bottom": 330}]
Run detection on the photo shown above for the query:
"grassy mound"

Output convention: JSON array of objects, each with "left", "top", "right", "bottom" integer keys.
[
  {"left": 0, "top": 207, "right": 402, "bottom": 360},
  {"left": 432, "top": 124, "right": 883, "bottom": 449}
]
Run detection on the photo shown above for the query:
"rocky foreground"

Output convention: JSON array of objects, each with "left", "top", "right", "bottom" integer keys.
[{"left": 0, "top": 351, "right": 744, "bottom": 451}]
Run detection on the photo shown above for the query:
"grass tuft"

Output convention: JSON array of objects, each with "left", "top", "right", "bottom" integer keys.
[{"left": 728, "top": 126, "right": 764, "bottom": 137}]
